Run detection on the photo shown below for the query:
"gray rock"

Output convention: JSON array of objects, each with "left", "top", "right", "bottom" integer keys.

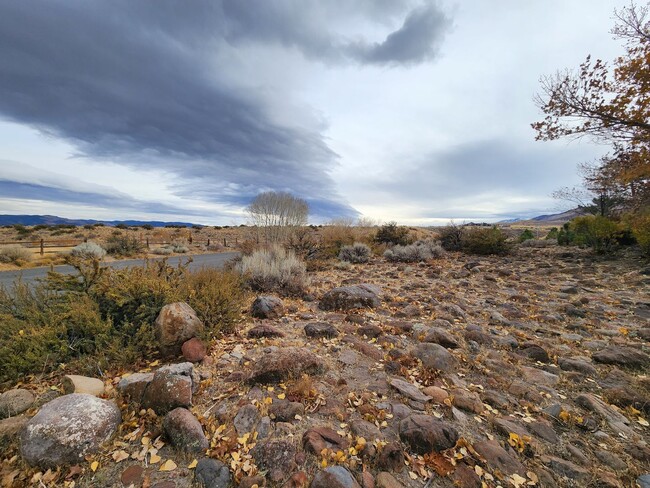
[
  {"left": 311, "top": 466, "right": 361, "bottom": 488},
  {"left": 251, "top": 439, "right": 297, "bottom": 483},
  {"left": 304, "top": 322, "right": 339, "bottom": 338},
  {"left": 249, "top": 347, "right": 325, "bottom": 383},
  {"left": 592, "top": 345, "right": 650, "bottom": 368},
  {"left": 637, "top": 474, "right": 650, "bottom": 488},
  {"left": 234, "top": 404, "right": 261, "bottom": 435},
  {"left": 251, "top": 296, "right": 285, "bottom": 319},
  {"left": 412, "top": 343, "right": 456, "bottom": 371},
  {"left": 319, "top": 284, "right": 381, "bottom": 311},
  {"left": 163, "top": 407, "right": 209, "bottom": 453},
  {"left": 473, "top": 440, "right": 525, "bottom": 476},
  {"left": 141, "top": 363, "right": 196, "bottom": 414},
  {"left": 20, "top": 394, "right": 121, "bottom": 467},
  {"left": 389, "top": 378, "right": 432, "bottom": 403},
  {"left": 195, "top": 458, "right": 231, "bottom": 488},
  {"left": 155, "top": 302, "right": 204, "bottom": 356},
  {"left": 558, "top": 357, "right": 597, "bottom": 376},
  {"left": 117, "top": 372, "right": 154, "bottom": 404},
  {"left": 0, "top": 388, "right": 35, "bottom": 419},
  {"left": 541, "top": 455, "right": 589, "bottom": 481},
  {"left": 422, "top": 327, "right": 459, "bottom": 349}
]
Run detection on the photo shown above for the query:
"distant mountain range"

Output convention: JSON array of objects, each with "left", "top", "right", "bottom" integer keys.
[
  {"left": 499, "top": 208, "right": 587, "bottom": 224},
  {"left": 0, "top": 214, "right": 200, "bottom": 227}
]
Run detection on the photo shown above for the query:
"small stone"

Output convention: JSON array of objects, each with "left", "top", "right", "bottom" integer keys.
[
  {"left": 303, "top": 427, "right": 349, "bottom": 454},
  {"left": 0, "top": 415, "right": 28, "bottom": 441},
  {"left": 0, "top": 388, "right": 35, "bottom": 419},
  {"left": 376, "top": 442, "right": 404, "bottom": 473},
  {"left": 251, "top": 296, "right": 285, "bottom": 319},
  {"left": 163, "top": 407, "right": 209, "bottom": 453},
  {"left": 451, "top": 389, "right": 484, "bottom": 414},
  {"left": 358, "top": 324, "right": 383, "bottom": 338},
  {"left": 195, "top": 458, "right": 231, "bottom": 488},
  {"left": 422, "top": 327, "right": 459, "bottom": 349},
  {"left": 249, "top": 347, "right": 325, "bottom": 384},
  {"left": 310, "top": 466, "right": 361, "bottom": 488},
  {"left": 593, "top": 346, "right": 650, "bottom": 368},
  {"left": 141, "top": 365, "right": 193, "bottom": 414},
  {"left": 181, "top": 337, "right": 207, "bottom": 362},
  {"left": 304, "top": 322, "right": 339, "bottom": 338},
  {"left": 248, "top": 324, "right": 285, "bottom": 339},
  {"left": 398, "top": 414, "right": 458, "bottom": 454},
  {"left": 234, "top": 404, "right": 261, "bottom": 435},
  {"left": 558, "top": 357, "right": 597, "bottom": 376},
  {"left": 541, "top": 455, "right": 589, "bottom": 481},
  {"left": 62, "top": 375, "right": 105, "bottom": 397},
  {"left": 518, "top": 343, "right": 550, "bottom": 363},
  {"left": 121, "top": 465, "right": 144, "bottom": 487},
  {"left": 473, "top": 440, "right": 525, "bottom": 476},
  {"left": 270, "top": 401, "right": 305, "bottom": 422},
  {"left": 375, "top": 472, "right": 404, "bottom": 488},
  {"left": 411, "top": 343, "right": 456, "bottom": 371},
  {"left": 117, "top": 372, "right": 154, "bottom": 404},
  {"left": 422, "top": 386, "right": 449, "bottom": 404},
  {"left": 251, "top": 439, "right": 297, "bottom": 483},
  {"left": 389, "top": 378, "right": 432, "bottom": 403}
]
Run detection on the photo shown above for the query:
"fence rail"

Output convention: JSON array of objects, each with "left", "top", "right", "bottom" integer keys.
[{"left": 0, "top": 237, "right": 238, "bottom": 255}]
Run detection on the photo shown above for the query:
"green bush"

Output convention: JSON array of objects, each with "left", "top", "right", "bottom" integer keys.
[
  {"left": 375, "top": 222, "right": 411, "bottom": 246},
  {"left": 461, "top": 226, "right": 510, "bottom": 255},
  {"left": 104, "top": 235, "right": 143, "bottom": 256},
  {"left": 518, "top": 229, "right": 535, "bottom": 242},
  {"left": 546, "top": 227, "right": 559, "bottom": 240},
  {"left": 437, "top": 223, "right": 465, "bottom": 251},
  {"left": 569, "top": 216, "right": 623, "bottom": 253},
  {"left": 627, "top": 211, "right": 650, "bottom": 256},
  {"left": 0, "top": 258, "right": 246, "bottom": 385}
]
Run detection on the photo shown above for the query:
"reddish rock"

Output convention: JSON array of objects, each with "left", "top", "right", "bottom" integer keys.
[
  {"left": 181, "top": 337, "right": 206, "bottom": 362},
  {"left": 251, "top": 439, "right": 297, "bottom": 483},
  {"left": 121, "top": 465, "right": 144, "bottom": 487},
  {"left": 248, "top": 324, "right": 286, "bottom": 339},
  {"left": 473, "top": 440, "right": 526, "bottom": 476},
  {"left": 398, "top": 414, "right": 458, "bottom": 454},
  {"left": 376, "top": 442, "right": 404, "bottom": 473},
  {"left": 141, "top": 364, "right": 194, "bottom": 414},
  {"left": 117, "top": 372, "right": 154, "bottom": 404},
  {"left": 303, "top": 427, "right": 349, "bottom": 454},
  {"left": 163, "top": 407, "right": 208, "bottom": 453}
]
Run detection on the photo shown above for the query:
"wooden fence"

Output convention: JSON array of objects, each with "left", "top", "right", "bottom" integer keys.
[{"left": 0, "top": 236, "right": 239, "bottom": 255}]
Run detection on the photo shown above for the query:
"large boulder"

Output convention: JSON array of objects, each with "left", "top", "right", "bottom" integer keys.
[
  {"left": 398, "top": 414, "right": 459, "bottom": 454},
  {"left": 319, "top": 284, "right": 382, "bottom": 311},
  {"left": 20, "top": 394, "right": 121, "bottom": 467},
  {"left": 155, "top": 302, "right": 204, "bottom": 356},
  {"left": 248, "top": 347, "right": 325, "bottom": 384},
  {"left": 0, "top": 388, "right": 35, "bottom": 419},
  {"left": 251, "top": 296, "right": 285, "bottom": 319}
]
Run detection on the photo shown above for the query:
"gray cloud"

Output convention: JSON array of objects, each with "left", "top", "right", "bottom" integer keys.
[
  {"left": 0, "top": 1, "right": 449, "bottom": 221},
  {"left": 347, "top": 4, "right": 450, "bottom": 65},
  {"left": 0, "top": 179, "right": 212, "bottom": 217}
]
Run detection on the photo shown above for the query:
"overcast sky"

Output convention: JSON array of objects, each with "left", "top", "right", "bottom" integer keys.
[{"left": 0, "top": 0, "right": 630, "bottom": 225}]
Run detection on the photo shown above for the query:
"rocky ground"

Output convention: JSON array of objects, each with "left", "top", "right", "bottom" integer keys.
[{"left": 1, "top": 245, "right": 649, "bottom": 487}]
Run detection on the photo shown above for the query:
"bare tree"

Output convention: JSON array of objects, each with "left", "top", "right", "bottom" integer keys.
[{"left": 247, "top": 191, "right": 309, "bottom": 243}]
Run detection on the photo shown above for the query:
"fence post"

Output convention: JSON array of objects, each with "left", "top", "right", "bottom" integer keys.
[
  {"left": 223, "top": 238, "right": 227, "bottom": 247},
  {"left": 189, "top": 233, "right": 193, "bottom": 245},
  {"left": 207, "top": 238, "right": 210, "bottom": 247},
  {"left": 146, "top": 237, "right": 150, "bottom": 249},
  {"left": 40, "top": 238, "right": 44, "bottom": 256}
]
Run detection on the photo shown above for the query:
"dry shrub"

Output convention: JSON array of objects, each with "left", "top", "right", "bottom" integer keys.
[
  {"left": 384, "top": 239, "right": 445, "bottom": 262},
  {"left": 339, "top": 242, "right": 372, "bottom": 263},
  {"left": 104, "top": 234, "right": 143, "bottom": 256},
  {"left": 461, "top": 226, "right": 511, "bottom": 255},
  {"left": 70, "top": 241, "right": 106, "bottom": 260},
  {"left": 0, "top": 245, "right": 32, "bottom": 266},
  {"left": 236, "top": 245, "right": 308, "bottom": 296}
]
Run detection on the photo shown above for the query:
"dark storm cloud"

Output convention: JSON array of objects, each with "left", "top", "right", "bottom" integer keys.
[
  {"left": 0, "top": 180, "right": 212, "bottom": 217},
  {"left": 0, "top": 1, "right": 449, "bottom": 220},
  {"left": 347, "top": 4, "right": 450, "bottom": 65}
]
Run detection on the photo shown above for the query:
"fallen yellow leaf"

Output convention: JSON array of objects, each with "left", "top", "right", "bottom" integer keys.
[
  {"left": 188, "top": 459, "right": 198, "bottom": 469},
  {"left": 90, "top": 461, "right": 99, "bottom": 472},
  {"left": 112, "top": 450, "right": 129, "bottom": 463},
  {"left": 159, "top": 459, "right": 177, "bottom": 471}
]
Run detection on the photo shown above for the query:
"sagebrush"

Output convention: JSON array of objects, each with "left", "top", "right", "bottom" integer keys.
[
  {"left": 339, "top": 242, "right": 372, "bottom": 263},
  {"left": 384, "top": 239, "right": 445, "bottom": 262},
  {"left": 236, "top": 245, "right": 308, "bottom": 296}
]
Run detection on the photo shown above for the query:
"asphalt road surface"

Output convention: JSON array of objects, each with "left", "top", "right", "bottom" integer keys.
[{"left": 0, "top": 252, "right": 240, "bottom": 289}]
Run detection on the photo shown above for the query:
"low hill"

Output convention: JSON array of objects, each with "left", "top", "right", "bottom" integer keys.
[{"left": 0, "top": 214, "right": 200, "bottom": 228}]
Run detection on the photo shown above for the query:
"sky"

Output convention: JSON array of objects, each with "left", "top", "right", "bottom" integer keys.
[{"left": 0, "top": 0, "right": 632, "bottom": 225}]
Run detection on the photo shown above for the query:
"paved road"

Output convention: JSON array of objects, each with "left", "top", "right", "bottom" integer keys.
[{"left": 0, "top": 252, "right": 240, "bottom": 289}]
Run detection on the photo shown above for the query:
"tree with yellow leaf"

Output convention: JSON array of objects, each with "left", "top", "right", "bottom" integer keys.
[{"left": 533, "top": 2, "right": 650, "bottom": 213}]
